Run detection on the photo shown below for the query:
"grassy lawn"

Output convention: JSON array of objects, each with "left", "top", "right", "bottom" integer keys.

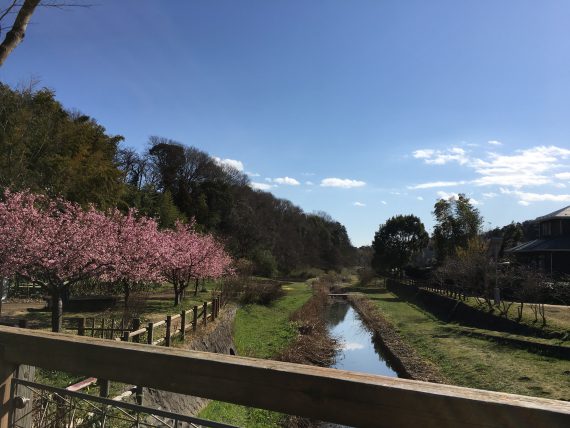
[
  {"left": 461, "top": 296, "right": 570, "bottom": 336},
  {"left": 199, "top": 281, "right": 312, "bottom": 426},
  {"left": 346, "top": 280, "right": 570, "bottom": 401}
]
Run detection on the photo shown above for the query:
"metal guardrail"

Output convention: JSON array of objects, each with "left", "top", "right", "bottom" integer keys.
[{"left": 10, "top": 378, "right": 235, "bottom": 428}]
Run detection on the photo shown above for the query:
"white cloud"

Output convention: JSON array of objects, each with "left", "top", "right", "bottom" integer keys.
[
  {"left": 381, "top": 200, "right": 387, "bottom": 205},
  {"left": 353, "top": 202, "right": 366, "bottom": 207},
  {"left": 320, "top": 178, "right": 366, "bottom": 188},
  {"left": 413, "top": 147, "right": 469, "bottom": 165},
  {"left": 482, "top": 192, "right": 498, "bottom": 198},
  {"left": 305, "top": 181, "right": 314, "bottom": 185},
  {"left": 213, "top": 157, "right": 244, "bottom": 171},
  {"left": 250, "top": 182, "right": 273, "bottom": 191},
  {"left": 471, "top": 146, "right": 570, "bottom": 188},
  {"left": 264, "top": 177, "right": 272, "bottom": 182},
  {"left": 518, "top": 200, "right": 531, "bottom": 206},
  {"left": 436, "top": 191, "right": 459, "bottom": 200},
  {"left": 501, "top": 188, "right": 570, "bottom": 203},
  {"left": 273, "top": 177, "right": 300, "bottom": 186},
  {"left": 553, "top": 182, "right": 567, "bottom": 189},
  {"left": 412, "top": 149, "right": 435, "bottom": 159},
  {"left": 246, "top": 171, "right": 260, "bottom": 177},
  {"left": 408, "top": 180, "right": 466, "bottom": 190},
  {"left": 555, "top": 172, "right": 570, "bottom": 180},
  {"left": 488, "top": 140, "right": 503, "bottom": 146},
  {"left": 470, "top": 198, "right": 481, "bottom": 206},
  {"left": 417, "top": 196, "right": 424, "bottom": 201}
]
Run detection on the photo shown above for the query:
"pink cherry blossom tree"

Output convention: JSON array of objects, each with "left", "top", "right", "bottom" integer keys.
[
  {"left": 0, "top": 190, "right": 119, "bottom": 331},
  {"left": 104, "top": 209, "right": 165, "bottom": 308},
  {"left": 159, "top": 221, "right": 233, "bottom": 306}
]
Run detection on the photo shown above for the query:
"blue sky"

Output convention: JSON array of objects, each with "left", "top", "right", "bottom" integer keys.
[{"left": 2, "top": 0, "right": 570, "bottom": 246}]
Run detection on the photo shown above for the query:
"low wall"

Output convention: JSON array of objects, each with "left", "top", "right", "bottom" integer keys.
[
  {"left": 142, "top": 304, "right": 237, "bottom": 416},
  {"left": 385, "top": 279, "right": 562, "bottom": 339}
]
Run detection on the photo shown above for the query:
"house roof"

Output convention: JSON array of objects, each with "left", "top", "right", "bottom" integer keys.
[
  {"left": 507, "top": 235, "right": 570, "bottom": 253},
  {"left": 535, "top": 206, "right": 570, "bottom": 222}
]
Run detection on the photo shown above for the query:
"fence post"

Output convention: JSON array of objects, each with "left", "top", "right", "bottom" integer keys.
[
  {"left": 122, "top": 331, "right": 129, "bottom": 342},
  {"left": 202, "top": 302, "right": 207, "bottom": 326},
  {"left": 147, "top": 322, "right": 154, "bottom": 345},
  {"left": 180, "top": 311, "right": 186, "bottom": 341},
  {"left": 90, "top": 317, "right": 95, "bottom": 337},
  {"left": 78, "top": 318, "right": 85, "bottom": 336},
  {"left": 99, "top": 380, "right": 110, "bottom": 398},
  {"left": 165, "top": 316, "right": 172, "bottom": 347},
  {"left": 193, "top": 306, "right": 198, "bottom": 332},
  {"left": 101, "top": 318, "right": 106, "bottom": 339},
  {"left": 0, "top": 354, "right": 15, "bottom": 427},
  {"left": 135, "top": 385, "right": 144, "bottom": 405},
  {"left": 132, "top": 318, "right": 141, "bottom": 344}
]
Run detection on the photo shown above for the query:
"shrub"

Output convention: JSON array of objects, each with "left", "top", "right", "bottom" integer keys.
[{"left": 240, "top": 281, "right": 284, "bottom": 305}]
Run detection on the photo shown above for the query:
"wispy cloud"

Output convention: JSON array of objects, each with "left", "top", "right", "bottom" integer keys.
[
  {"left": 488, "top": 140, "right": 503, "bottom": 146},
  {"left": 500, "top": 188, "right": 570, "bottom": 204},
  {"left": 555, "top": 172, "right": 570, "bottom": 180},
  {"left": 381, "top": 200, "right": 387, "bottom": 205},
  {"left": 353, "top": 202, "right": 366, "bottom": 207},
  {"left": 214, "top": 157, "right": 244, "bottom": 171},
  {"left": 250, "top": 182, "right": 273, "bottom": 191},
  {"left": 417, "top": 196, "right": 424, "bottom": 201},
  {"left": 482, "top": 192, "right": 498, "bottom": 198},
  {"left": 246, "top": 171, "right": 260, "bottom": 177},
  {"left": 408, "top": 180, "right": 466, "bottom": 190},
  {"left": 320, "top": 178, "right": 366, "bottom": 188},
  {"left": 436, "top": 191, "right": 459, "bottom": 200},
  {"left": 411, "top": 145, "right": 570, "bottom": 189},
  {"left": 413, "top": 147, "right": 469, "bottom": 165},
  {"left": 273, "top": 176, "right": 300, "bottom": 186}
]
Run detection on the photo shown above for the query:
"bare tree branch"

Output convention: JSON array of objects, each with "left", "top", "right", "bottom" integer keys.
[
  {"left": 0, "top": 0, "right": 91, "bottom": 67},
  {"left": 0, "top": 0, "right": 41, "bottom": 67}
]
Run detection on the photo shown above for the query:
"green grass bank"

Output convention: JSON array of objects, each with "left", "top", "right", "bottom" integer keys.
[
  {"left": 199, "top": 281, "right": 313, "bottom": 427},
  {"left": 346, "top": 280, "right": 570, "bottom": 401}
]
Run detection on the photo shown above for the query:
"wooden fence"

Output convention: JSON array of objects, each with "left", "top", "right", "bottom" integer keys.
[
  {"left": 0, "top": 326, "right": 569, "bottom": 427},
  {"left": 70, "top": 296, "right": 222, "bottom": 346}
]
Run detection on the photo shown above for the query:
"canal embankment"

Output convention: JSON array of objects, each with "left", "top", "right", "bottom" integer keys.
[{"left": 347, "top": 295, "right": 446, "bottom": 383}]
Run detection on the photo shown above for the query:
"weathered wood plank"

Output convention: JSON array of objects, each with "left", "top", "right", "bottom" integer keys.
[{"left": 0, "top": 327, "right": 569, "bottom": 427}]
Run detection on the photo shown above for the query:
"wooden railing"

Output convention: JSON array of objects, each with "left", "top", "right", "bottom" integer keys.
[{"left": 0, "top": 327, "right": 569, "bottom": 427}]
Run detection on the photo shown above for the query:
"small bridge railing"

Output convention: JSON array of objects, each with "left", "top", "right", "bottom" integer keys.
[{"left": 0, "top": 326, "right": 569, "bottom": 427}]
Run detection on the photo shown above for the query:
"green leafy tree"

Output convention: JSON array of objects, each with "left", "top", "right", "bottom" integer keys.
[
  {"left": 372, "top": 214, "right": 429, "bottom": 275},
  {"left": 432, "top": 194, "right": 483, "bottom": 262}
]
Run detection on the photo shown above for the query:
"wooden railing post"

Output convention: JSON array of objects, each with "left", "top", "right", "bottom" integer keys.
[
  {"left": 99, "top": 379, "right": 110, "bottom": 398},
  {"left": 135, "top": 385, "right": 144, "bottom": 405},
  {"left": 147, "top": 322, "right": 154, "bottom": 345},
  {"left": 78, "top": 318, "right": 85, "bottom": 336},
  {"left": 0, "top": 349, "right": 16, "bottom": 427},
  {"left": 132, "top": 318, "right": 141, "bottom": 344},
  {"left": 202, "top": 302, "right": 207, "bottom": 326},
  {"left": 192, "top": 306, "right": 198, "bottom": 332},
  {"left": 165, "top": 316, "right": 172, "bottom": 347},
  {"left": 180, "top": 311, "right": 186, "bottom": 341}
]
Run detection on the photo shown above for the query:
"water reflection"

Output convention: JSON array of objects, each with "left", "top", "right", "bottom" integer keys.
[{"left": 327, "top": 300, "right": 398, "bottom": 377}]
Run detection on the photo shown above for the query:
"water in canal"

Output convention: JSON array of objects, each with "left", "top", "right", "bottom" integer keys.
[{"left": 326, "top": 300, "right": 399, "bottom": 377}]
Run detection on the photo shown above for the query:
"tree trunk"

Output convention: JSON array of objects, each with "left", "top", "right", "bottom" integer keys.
[
  {"left": 123, "top": 282, "right": 130, "bottom": 308},
  {"left": 174, "top": 289, "right": 181, "bottom": 306},
  {"left": 194, "top": 278, "right": 199, "bottom": 296},
  {"left": 0, "top": 0, "right": 42, "bottom": 67},
  {"left": 51, "top": 290, "right": 63, "bottom": 333}
]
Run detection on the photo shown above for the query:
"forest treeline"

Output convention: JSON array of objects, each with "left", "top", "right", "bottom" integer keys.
[{"left": 0, "top": 83, "right": 356, "bottom": 275}]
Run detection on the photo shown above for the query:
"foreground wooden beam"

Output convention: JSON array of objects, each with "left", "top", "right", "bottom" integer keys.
[{"left": 0, "top": 326, "right": 569, "bottom": 427}]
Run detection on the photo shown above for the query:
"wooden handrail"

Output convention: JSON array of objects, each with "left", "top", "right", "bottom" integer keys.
[{"left": 0, "top": 326, "right": 568, "bottom": 427}]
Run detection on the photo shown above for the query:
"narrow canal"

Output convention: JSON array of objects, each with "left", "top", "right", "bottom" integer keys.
[{"left": 326, "top": 299, "right": 399, "bottom": 377}]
